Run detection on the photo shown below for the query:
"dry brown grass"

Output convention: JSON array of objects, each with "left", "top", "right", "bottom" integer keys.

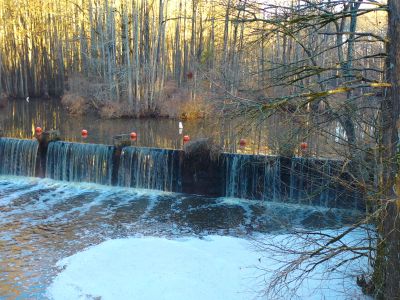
[
  {"left": 158, "top": 80, "right": 213, "bottom": 119},
  {"left": 99, "top": 102, "right": 135, "bottom": 119},
  {"left": 61, "top": 93, "right": 92, "bottom": 115},
  {"left": 63, "top": 75, "right": 213, "bottom": 119},
  {"left": 179, "top": 98, "right": 210, "bottom": 120},
  {"left": 64, "top": 73, "right": 119, "bottom": 117}
]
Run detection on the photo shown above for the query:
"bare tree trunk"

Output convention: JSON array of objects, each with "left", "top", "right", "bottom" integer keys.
[
  {"left": 174, "top": 1, "right": 182, "bottom": 86},
  {"left": 373, "top": 1, "right": 400, "bottom": 299},
  {"left": 222, "top": 0, "right": 231, "bottom": 91},
  {"left": 123, "top": 3, "right": 133, "bottom": 106},
  {"left": 0, "top": 50, "right": 3, "bottom": 95},
  {"left": 209, "top": 8, "right": 215, "bottom": 90},
  {"left": 133, "top": 0, "right": 140, "bottom": 114}
]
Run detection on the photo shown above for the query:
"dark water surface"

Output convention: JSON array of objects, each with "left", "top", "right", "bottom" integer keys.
[
  {"left": 0, "top": 176, "right": 363, "bottom": 299},
  {"left": 0, "top": 98, "right": 345, "bottom": 156}
]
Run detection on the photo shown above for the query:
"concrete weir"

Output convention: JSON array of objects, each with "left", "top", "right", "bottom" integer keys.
[
  {"left": 0, "top": 133, "right": 363, "bottom": 209},
  {"left": 36, "top": 130, "right": 61, "bottom": 177}
]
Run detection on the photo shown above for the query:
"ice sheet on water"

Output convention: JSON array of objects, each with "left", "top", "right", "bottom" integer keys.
[{"left": 47, "top": 232, "right": 372, "bottom": 300}]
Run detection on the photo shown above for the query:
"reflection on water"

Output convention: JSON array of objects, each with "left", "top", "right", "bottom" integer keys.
[
  {"left": 0, "top": 98, "right": 254, "bottom": 150},
  {"left": 0, "top": 98, "right": 348, "bottom": 156},
  {"left": 0, "top": 176, "right": 363, "bottom": 299}
]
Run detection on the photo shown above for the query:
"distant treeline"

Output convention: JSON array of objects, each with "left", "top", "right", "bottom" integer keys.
[{"left": 0, "top": 0, "right": 386, "bottom": 117}]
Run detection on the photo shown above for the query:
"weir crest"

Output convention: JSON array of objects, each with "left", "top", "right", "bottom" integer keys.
[{"left": 0, "top": 137, "right": 362, "bottom": 209}]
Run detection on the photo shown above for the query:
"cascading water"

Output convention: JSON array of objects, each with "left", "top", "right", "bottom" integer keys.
[
  {"left": 263, "top": 156, "right": 281, "bottom": 201},
  {"left": 45, "top": 141, "right": 114, "bottom": 185},
  {"left": 318, "top": 159, "right": 339, "bottom": 206},
  {"left": 289, "top": 157, "right": 306, "bottom": 203},
  {"left": 224, "top": 154, "right": 257, "bottom": 199},
  {"left": 289, "top": 157, "right": 339, "bottom": 207},
  {"left": 0, "top": 135, "right": 356, "bottom": 208},
  {"left": 118, "top": 147, "right": 182, "bottom": 192},
  {"left": 223, "top": 153, "right": 281, "bottom": 200},
  {"left": 0, "top": 138, "right": 39, "bottom": 177}
]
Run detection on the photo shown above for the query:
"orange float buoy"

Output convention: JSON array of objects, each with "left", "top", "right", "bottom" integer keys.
[
  {"left": 130, "top": 132, "right": 137, "bottom": 141},
  {"left": 300, "top": 142, "right": 308, "bottom": 150},
  {"left": 239, "top": 139, "right": 246, "bottom": 147},
  {"left": 81, "top": 129, "right": 88, "bottom": 138},
  {"left": 183, "top": 135, "right": 190, "bottom": 144},
  {"left": 35, "top": 127, "right": 43, "bottom": 136}
]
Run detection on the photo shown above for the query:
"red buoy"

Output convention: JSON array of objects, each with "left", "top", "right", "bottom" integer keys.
[
  {"left": 81, "top": 129, "right": 88, "bottom": 138},
  {"left": 300, "top": 142, "right": 308, "bottom": 150},
  {"left": 35, "top": 127, "right": 43, "bottom": 136},
  {"left": 183, "top": 135, "right": 190, "bottom": 144},
  {"left": 130, "top": 132, "right": 137, "bottom": 141},
  {"left": 239, "top": 139, "right": 246, "bottom": 147}
]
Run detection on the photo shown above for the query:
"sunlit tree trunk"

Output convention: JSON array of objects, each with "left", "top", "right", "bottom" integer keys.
[{"left": 133, "top": 0, "right": 140, "bottom": 114}]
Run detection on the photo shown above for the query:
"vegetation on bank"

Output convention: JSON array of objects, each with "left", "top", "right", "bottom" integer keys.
[{"left": 61, "top": 75, "right": 212, "bottom": 119}]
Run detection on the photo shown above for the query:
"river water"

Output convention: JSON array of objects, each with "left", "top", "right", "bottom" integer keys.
[
  {"left": 0, "top": 98, "right": 346, "bottom": 156},
  {"left": 0, "top": 176, "right": 363, "bottom": 299}
]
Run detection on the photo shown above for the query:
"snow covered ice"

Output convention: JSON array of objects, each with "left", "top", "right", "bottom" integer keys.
[{"left": 47, "top": 234, "right": 371, "bottom": 300}]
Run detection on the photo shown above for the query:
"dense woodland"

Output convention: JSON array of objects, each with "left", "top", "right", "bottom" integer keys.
[
  {"left": 0, "top": 0, "right": 387, "bottom": 118},
  {"left": 2, "top": 0, "right": 400, "bottom": 299}
]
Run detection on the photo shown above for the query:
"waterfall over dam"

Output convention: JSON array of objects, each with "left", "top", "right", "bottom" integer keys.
[
  {"left": 222, "top": 154, "right": 359, "bottom": 208},
  {"left": 118, "top": 147, "right": 182, "bottom": 192},
  {"left": 0, "top": 137, "right": 362, "bottom": 209},
  {"left": 0, "top": 138, "right": 38, "bottom": 177},
  {"left": 45, "top": 141, "right": 114, "bottom": 185},
  {"left": 223, "top": 154, "right": 281, "bottom": 201},
  {"left": 289, "top": 157, "right": 341, "bottom": 207}
]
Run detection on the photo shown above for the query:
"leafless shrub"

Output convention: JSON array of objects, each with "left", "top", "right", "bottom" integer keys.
[
  {"left": 99, "top": 102, "right": 135, "bottom": 119},
  {"left": 66, "top": 73, "right": 108, "bottom": 102},
  {"left": 157, "top": 80, "right": 213, "bottom": 119},
  {"left": 61, "top": 93, "right": 92, "bottom": 115},
  {"left": 253, "top": 220, "right": 376, "bottom": 299},
  {"left": 184, "top": 138, "right": 222, "bottom": 162},
  {"left": 64, "top": 73, "right": 129, "bottom": 117},
  {"left": 180, "top": 97, "right": 211, "bottom": 120}
]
